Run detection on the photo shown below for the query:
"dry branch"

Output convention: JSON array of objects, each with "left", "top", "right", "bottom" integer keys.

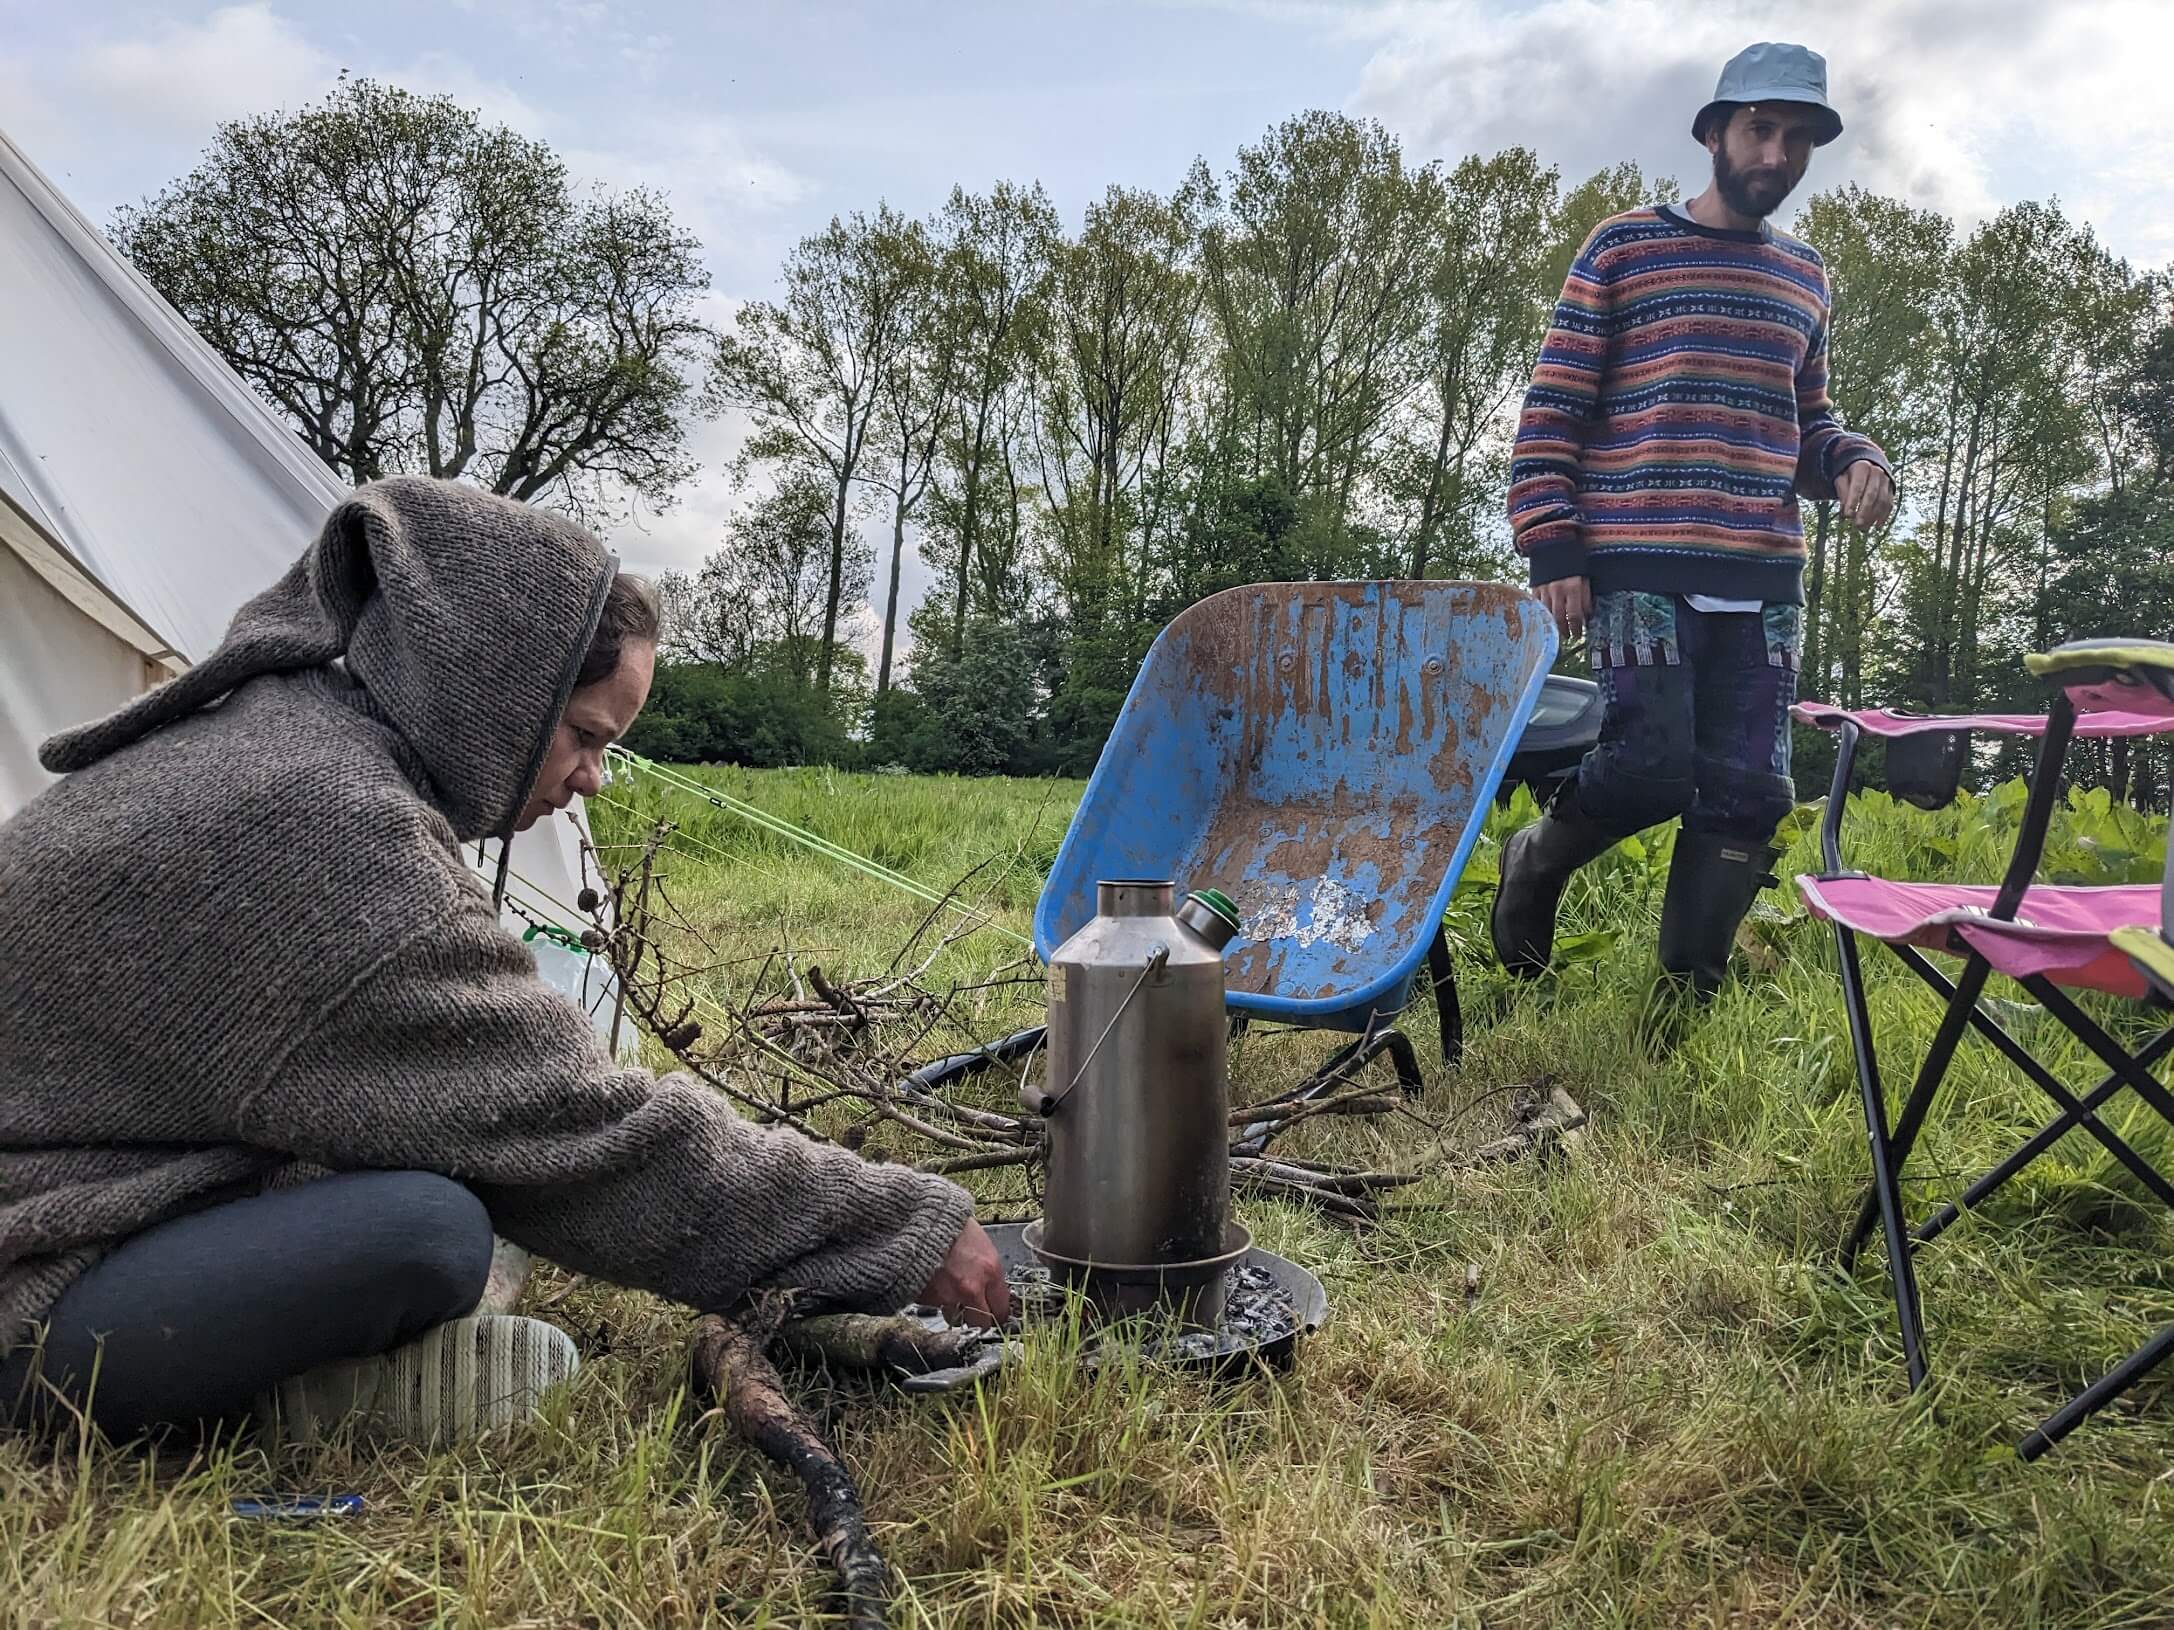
[
  {"left": 582, "top": 818, "right": 1412, "bottom": 1221},
  {"left": 690, "top": 1312, "right": 890, "bottom": 1630},
  {"left": 774, "top": 1313, "right": 998, "bottom": 1376}
]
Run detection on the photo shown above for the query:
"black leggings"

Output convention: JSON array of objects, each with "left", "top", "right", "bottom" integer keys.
[{"left": 2, "top": 1171, "right": 493, "bottom": 1439}]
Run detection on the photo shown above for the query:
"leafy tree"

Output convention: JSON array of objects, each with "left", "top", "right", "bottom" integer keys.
[
  {"left": 1200, "top": 113, "right": 1442, "bottom": 527},
  {"left": 1399, "top": 147, "right": 1558, "bottom": 579},
  {"left": 1794, "top": 187, "right": 1951, "bottom": 705},
  {"left": 1033, "top": 180, "right": 1208, "bottom": 636},
  {"left": 709, "top": 207, "right": 920, "bottom": 698},
  {"left": 621, "top": 659, "right": 856, "bottom": 767},
  {"left": 922, "top": 183, "right": 1057, "bottom": 652},
  {"left": 657, "top": 473, "right": 867, "bottom": 689},
  {"left": 1907, "top": 203, "right": 2102, "bottom": 708},
  {"left": 876, "top": 615, "right": 1038, "bottom": 775},
  {"left": 866, "top": 222, "right": 958, "bottom": 695},
  {"left": 115, "top": 76, "right": 710, "bottom": 516}
]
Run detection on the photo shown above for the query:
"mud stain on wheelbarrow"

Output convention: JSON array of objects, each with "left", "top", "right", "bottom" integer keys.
[{"left": 1189, "top": 786, "right": 1431, "bottom": 1000}]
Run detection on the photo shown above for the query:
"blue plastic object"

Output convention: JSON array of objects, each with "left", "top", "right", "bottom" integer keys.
[
  {"left": 230, "top": 1495, "right": 366, "bottom": 1520},
  {"left": 1034, "top": 581, "right": 1557, "bottom": 1034}
]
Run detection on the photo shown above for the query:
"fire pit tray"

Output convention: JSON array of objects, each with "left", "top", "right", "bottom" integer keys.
[{"left": 895, "top": 1221, "right": 1329, "bottom": 1392}]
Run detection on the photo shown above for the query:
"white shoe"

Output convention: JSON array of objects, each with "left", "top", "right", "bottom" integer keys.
[{"left": 261, "top": 1315, "right": 579, "bottom": 1447}]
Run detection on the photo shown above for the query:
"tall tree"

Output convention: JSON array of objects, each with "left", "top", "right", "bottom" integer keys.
[
  {"left": 1794, "top": 186, "right": 1951, "bottom": 704},
  {"left": 657, "top": 473, "right": 866, "bottom": 686},
  {"left": 1032, "top": 180, "right": 1206, "bottom": 633},
  {"left": 922, "top": 183, "right": 1057, "bottom": 654},
  {"left": 1907, "top": 203, "right": 2097, "bottom": 707},
  {"left": 709, "top": 207, "right": 920, "bottom": 698},
  {"left": 1400, "top": 147, "right": 1558, "bottom": 578},
  {"left": 114, "top": 76, "right": 711, "bottom": 515},
  {"left": 865, "top": 222, "right": 959, "bottom": 696},
  {"left": 1200, "top": 113, "right": 1443, "bottom": 528}
]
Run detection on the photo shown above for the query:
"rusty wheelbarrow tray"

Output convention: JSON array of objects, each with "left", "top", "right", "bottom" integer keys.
[{"left": 1035, "top": 579, "right": 1557, "bottom": 1097}]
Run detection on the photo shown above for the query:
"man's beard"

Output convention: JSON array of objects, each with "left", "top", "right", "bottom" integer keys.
[{"left": 1712, "top": 146, "right": 1793, "bottom": 220}]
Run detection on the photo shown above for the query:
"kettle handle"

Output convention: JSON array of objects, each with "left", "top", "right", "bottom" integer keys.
[{"left": 1033, "top": 943, "right": 1167, "bottom": 1117}]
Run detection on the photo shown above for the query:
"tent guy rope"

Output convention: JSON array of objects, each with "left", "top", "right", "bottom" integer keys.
[{"left": 602, "top": 748, "right": 1034, "bottom": 947}]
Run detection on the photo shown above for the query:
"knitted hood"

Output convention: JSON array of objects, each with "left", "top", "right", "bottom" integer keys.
[{"left": 40, "top": 477, "right": 615, "bottom": 842}]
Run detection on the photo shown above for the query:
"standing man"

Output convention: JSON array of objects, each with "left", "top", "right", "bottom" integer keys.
[{"left": 1493, "top": 42, "right": 1895, "bottom": 1001}]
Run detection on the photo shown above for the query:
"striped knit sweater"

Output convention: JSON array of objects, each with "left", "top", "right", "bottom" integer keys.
[{"left": 1507, "top": 203, "right": 1890, "bottom": 604}]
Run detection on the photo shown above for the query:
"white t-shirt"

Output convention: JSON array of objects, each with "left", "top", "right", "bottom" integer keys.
[{"left": 1685, "top": 595, "right": 1760, "bottom": 613}]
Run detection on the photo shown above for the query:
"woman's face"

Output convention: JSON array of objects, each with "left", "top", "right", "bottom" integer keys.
[{"left": 516, "top": 639, "right": 657, "bottom": 831}]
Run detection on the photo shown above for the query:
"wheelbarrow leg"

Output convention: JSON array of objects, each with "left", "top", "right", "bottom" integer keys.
[
  {"left": 1230, "top": 1020, "right": 1421, "bottom": 1154},
  {"left": 1427, "top": 924, "right": 1462, "bottom": 1074}
]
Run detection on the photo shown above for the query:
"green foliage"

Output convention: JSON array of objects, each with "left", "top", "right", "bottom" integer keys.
[
  {"left": 618, "top": 660, "right": 855, "bottom": 768},
  {"left": 874, "top": 618, "right": 1041, "bottom": 776}
]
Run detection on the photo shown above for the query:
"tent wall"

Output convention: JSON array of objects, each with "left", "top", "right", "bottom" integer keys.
[{"left": 0, "top": 543, "right": 147, "bottom": 813}]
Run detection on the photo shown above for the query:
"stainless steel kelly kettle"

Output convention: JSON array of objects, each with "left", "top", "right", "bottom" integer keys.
[{"left": 1026, "top": 880, "right": 1245, "bottom": 1325}]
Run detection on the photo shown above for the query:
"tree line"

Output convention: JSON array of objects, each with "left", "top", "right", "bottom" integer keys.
[{"left": 124, "top": 78, "right": 2174, "bottom": 797}]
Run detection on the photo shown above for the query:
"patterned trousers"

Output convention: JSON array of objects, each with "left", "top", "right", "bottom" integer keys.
[{"left": 1566, "top": 591, "right": 1801, "bottom": 844}]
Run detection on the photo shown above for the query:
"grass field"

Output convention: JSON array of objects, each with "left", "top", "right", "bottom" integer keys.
[{"left": 9, "top": 764, "right": 2174, "bottom": 1629}]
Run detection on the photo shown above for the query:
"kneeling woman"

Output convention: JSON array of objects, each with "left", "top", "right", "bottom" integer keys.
[{"left": 0, "top": 478, "right": 1006, "bottom": 1443}]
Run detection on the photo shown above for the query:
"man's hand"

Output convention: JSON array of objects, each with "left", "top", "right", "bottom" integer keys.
[
  {"left": 1536, "top": 576, "right": 1591, "bottom": 641},
  {"left": 1836, "top": 461, "right": 1895, "bottom": 529},
  {"left": 918, "top": 1217, "right": 1011, "bottom": 1328}
]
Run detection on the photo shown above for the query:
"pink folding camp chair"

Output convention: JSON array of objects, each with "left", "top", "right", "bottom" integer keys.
[{"left": 1796, "top": 639, "right": 2174, "bottom": 1458}]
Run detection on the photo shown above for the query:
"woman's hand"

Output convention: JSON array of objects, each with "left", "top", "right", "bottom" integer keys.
[{"left": 918, "top": 1217, "right": 1011, "bottom": 1328}]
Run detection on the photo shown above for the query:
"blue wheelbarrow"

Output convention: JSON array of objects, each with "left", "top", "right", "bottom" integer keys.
[{"left": 910, "top": 580, "right": 1558, "bottom": 1120}]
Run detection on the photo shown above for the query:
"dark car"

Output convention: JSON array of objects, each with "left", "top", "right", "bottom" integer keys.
[{"left": 1501, "top": 671, "right": 1602, "bottom": 803}]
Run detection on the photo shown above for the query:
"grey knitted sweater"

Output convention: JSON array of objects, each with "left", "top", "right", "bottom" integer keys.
[{"left": 0, "top": 478, "right": 972, "bottom": 1351}]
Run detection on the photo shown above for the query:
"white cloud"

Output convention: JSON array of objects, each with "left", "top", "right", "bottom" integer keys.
[
  {"left": 1345, "top": 0, "right": 2174, "bottom": 264},
  {"left": 558, "top": 114, "right": 811, "bottom": 302},
  {"left": 11, "top": 6, "right": 544, "bottom": 216},
  {"left": 384, "top": 50, "right": 550, "bottom": 136},
  {"left": 75, "top": 3, "right": 335, "bottom": 137},
  {"left": 562, "top": 115, "right": 805, "bottom": 221}
]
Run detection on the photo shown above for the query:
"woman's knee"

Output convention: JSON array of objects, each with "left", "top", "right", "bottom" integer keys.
[{"left": 326, "top": 1172, "right": 495, "bottom": 1322}]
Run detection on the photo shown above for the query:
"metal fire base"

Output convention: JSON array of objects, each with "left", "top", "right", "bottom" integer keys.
[{"left": 893, "top": 1222, "right": 1328, "bottom": 1392}]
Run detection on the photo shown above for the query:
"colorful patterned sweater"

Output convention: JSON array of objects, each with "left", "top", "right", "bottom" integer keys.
[{"left": 1507, "top": 203, "right": 1890, "bottom": 605}]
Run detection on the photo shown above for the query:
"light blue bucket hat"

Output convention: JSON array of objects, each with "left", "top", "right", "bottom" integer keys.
[{"left": 1693, "top": 42, "right": 1843, "bottom": 146}]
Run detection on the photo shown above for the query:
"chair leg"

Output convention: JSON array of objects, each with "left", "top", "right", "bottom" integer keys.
[
  {"left": 2019, "top": 1322, "right": 2174, "bottom": 1461},
  {"left": 1833, "top": 921, "right": 1930, "bottom": 1389},
  {"left": 2020, "top": 978, "right": 2174, "bottom": 1130},
  {"left": 1889, "top": 949, "right": 2174, "bottom": 1220},
  {"left": 1918, "top": 1024, "right": 2174, "bottom": 1248},
  {"left": 1841, "top": 953, "right": 1991, "bottom": 1272},
  {"left": 1426, "top": 925, "right": 1462, "bottom": 1074}
]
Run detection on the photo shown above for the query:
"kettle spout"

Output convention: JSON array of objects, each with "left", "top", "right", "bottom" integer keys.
[{"left": 1177, "top": 888, "right": 1242, "bottom": 953}]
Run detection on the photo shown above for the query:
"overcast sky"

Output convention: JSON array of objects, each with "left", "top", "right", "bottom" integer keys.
[{"left": 8, "top": 0, "right": 2169, "bottom": 651}]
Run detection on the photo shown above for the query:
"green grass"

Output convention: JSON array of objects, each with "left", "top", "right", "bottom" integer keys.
[{"left": 10, "top": 768, "right": 2174, "bottom": 1628}]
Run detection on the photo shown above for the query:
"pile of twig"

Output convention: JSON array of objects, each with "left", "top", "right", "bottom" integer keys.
[{"left": 576, "top": 820, "right": 1420, "bottom": 1220}]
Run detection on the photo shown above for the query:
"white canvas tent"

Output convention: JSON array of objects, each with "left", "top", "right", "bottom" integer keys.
[{"left": 0, "top": 127, "right": 621, "bottom": 1029}]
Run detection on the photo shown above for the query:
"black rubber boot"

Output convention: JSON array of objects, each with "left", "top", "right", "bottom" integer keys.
[
  {"left": 1490, "top": 801, "right": 1622, "bottom": 977},
  {"left": 1655, "top": 829, "right": 1784, "bottom": 1000}
]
